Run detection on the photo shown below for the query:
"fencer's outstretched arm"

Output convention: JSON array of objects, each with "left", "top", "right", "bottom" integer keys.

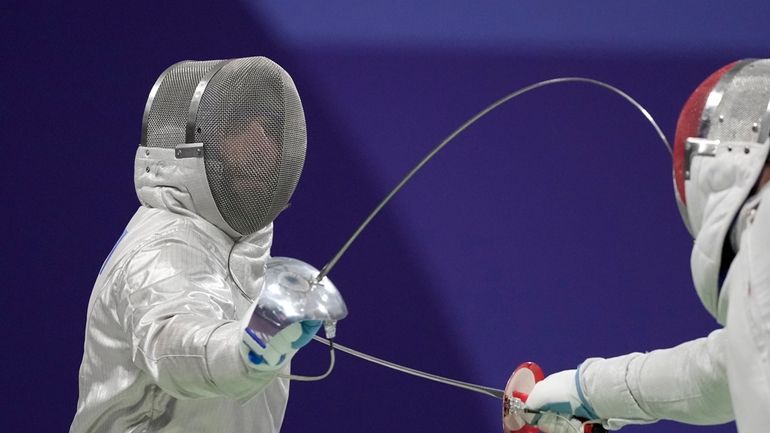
[
  {"left": 526, "top": 330, "right": 733, "bottom": 432},
  {"left": 580, "top": 329, "right": 733, "bottom": 427},
  {"left": 116, "top": 224, "right": 279, "bottom": 401}
]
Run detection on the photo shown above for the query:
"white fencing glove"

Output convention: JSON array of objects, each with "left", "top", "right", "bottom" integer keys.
[{"left": 526, "top": 369, "right": 603, "bottom": 433}]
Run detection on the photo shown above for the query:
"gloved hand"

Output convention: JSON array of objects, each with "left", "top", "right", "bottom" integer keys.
[
  {"left": 525, "top": 369, "right": 603, "bottom": 433},
  {"left": 241, "top": 320, "right": 322, "bottom": 371}
]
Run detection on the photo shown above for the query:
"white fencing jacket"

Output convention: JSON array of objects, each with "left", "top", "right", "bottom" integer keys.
[{"left": 580, "top": 183, "right": 770, "bottom": 432}]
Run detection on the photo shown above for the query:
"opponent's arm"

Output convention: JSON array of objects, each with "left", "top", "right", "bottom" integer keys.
[{"left": 527, "top": 329, "right": 732, "bottom": 432}]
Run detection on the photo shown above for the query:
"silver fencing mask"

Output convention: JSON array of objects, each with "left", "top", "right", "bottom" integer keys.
[
  {"left": 673, "top": 59, "right": 770, "bottom": 237},
  {"left": 672, "top": 59, "right": 770, "bottom": 317},
  {"left": 140, "top": 57, "right": 307, "bottom": 237}
]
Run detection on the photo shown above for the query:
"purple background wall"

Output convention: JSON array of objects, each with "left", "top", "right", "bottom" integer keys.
[{"left": 5, "top": 1, "right": 770, "bottom": 432}]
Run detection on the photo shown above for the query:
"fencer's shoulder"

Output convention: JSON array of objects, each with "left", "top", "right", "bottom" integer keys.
[
  {"left": 749, "top": 185, "right": 770, "bottom": 236},
  {"left": 121, "top": 209, "right": 231, "bottom": 276},
  {"left": 755, "top": 184, "right": 770, "bottom": 220},
  {"left": 744, "top": 185, "right": 770, "bottom": 263},
  {"left": 742, "top": 186, "right": 770, "bottom": 297},
  {"left": 130, "top": 207, "right": 233, "bottom": 250}
]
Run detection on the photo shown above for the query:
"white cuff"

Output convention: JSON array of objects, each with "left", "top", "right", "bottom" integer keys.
[{"left": 580, "top": 354, "right": 656, "bottom": 423}]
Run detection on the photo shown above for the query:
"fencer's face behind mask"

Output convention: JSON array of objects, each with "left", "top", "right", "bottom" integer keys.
[
  {"left": 140, "top": 57, "right": 307, "bottom": 237},
  {"left": 220, "top": 119, "right": 281, "bottom": 210}
]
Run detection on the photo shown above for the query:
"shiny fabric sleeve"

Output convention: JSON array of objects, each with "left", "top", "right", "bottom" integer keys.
[
  {"left": 580, "top": 329, "right": 733, "bottom": 428},
  {"left": 117, "top": 226, "right": 276, "bottom": 400}
]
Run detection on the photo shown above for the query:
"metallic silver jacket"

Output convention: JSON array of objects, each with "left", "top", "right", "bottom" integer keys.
[{"left": 70, "top": 147, "right": 289, "bottom": 433}]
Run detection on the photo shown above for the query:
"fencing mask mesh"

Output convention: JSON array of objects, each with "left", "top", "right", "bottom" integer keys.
[{"left": 141, "top": 57, "right": 307, "bottom": 236}]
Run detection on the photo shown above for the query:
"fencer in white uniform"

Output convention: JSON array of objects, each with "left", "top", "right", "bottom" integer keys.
[
  {"left": 70, "top": 57, "right": 321, "bottom": 433},
  {"left": 523, "top": 59, "right": 770, "bottom": 433}
]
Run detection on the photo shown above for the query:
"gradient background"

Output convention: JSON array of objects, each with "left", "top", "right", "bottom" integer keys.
[{"left": 5, "top": 1, "right": 770, "bottom": 432}]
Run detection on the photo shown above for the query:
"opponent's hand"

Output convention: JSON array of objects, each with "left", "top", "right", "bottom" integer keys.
[
  {"left": 525, "top": 369, "right": 602, "bottom": 433},
  {"left": 241, "top": 320, "right": 322, "bottom": 371}
]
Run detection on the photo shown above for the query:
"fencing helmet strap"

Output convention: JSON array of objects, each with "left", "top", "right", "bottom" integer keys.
[{"left": 140, "top": 57, "right": 307, "bottom": 237}]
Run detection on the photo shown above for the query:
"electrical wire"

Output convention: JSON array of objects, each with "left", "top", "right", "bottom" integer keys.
[
  {"left": 312, "top": 335, "right": 504, "bottom": 398},
  {"left": 312, "top": 335, "right": 605, "bottom": 432},
  {"left": 278, "top": 339, "right": 336, "bottom": 382}
]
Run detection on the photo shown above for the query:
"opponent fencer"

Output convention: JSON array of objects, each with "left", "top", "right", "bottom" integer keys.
[
  {"left": 70, "top": 57, "right": 321, "bottom": 433},
  {"left": 523, "top": 60, "right": 770, "bottom": 433}
]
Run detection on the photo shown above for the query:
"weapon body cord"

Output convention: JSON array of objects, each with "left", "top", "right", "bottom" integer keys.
[{"left": 313, "top": 336, "right": 600, "bottom": 433}]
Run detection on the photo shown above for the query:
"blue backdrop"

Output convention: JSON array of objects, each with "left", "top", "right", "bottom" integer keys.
[{"left": 5, "top": 1, "right": 770, "bottom": 432}]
